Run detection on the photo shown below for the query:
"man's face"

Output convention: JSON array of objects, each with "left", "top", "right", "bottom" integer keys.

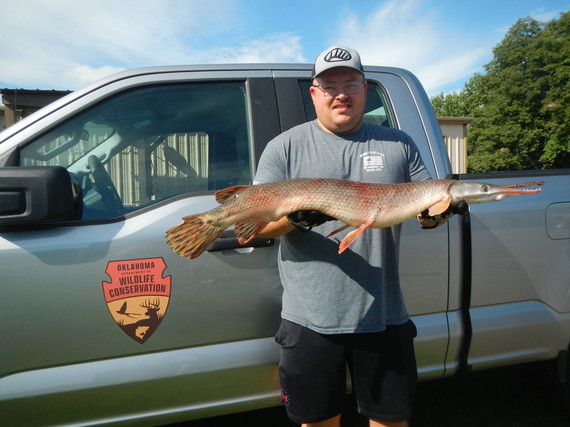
[{"left": 310, "top": 67, "right": 367, "bottom": 135}]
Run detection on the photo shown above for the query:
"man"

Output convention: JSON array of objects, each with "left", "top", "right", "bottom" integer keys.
[{"left": 255, "top": 46, "right": 451, "bottom": 427}]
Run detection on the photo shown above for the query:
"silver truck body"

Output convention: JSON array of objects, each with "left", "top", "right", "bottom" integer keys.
[{"left": 0, "top": 64, "right": 569, "bottom": 425}]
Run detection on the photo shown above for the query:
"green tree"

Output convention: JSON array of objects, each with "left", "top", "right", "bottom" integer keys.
[
  {"left": 431, "top": 91, "right": 470, "bottom": 117},
  {"left": 431, "top": 74, "right": 486, "bottom": 117},
  {"left": 466, "top": 11, "right": 570, "bottom": 172}
]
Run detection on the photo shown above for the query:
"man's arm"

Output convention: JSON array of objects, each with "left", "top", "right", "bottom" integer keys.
[
  {"left": 257, "top": 210, "right": 335, "bottom": 237},
  {"left": 257, "top": 216, "right": 295, "bottom": 238}
]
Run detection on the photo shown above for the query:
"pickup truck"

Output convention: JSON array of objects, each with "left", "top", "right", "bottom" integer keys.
[{"left": 1, "top": 64, "right": 569, "bottom": 426}]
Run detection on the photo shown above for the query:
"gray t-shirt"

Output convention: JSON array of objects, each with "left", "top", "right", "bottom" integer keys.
[{"left": 254, "top": 120, "right": 431, "bottom": 334}]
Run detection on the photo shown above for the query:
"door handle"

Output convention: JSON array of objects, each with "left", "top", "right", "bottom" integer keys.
[{"left": 207, "top": 229, "right": 274, "bottom": 252}]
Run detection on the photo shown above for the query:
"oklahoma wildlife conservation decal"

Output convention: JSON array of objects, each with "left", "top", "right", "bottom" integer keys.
[{"left": 102, "top": 257, "right": 171, "bottom": 344}]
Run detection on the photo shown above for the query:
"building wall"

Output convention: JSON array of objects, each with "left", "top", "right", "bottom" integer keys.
[
  {"left": 437, "top": 116, "right": 473, "bottom": 174},
  {"left": 1, "top": 89, "right": 72, "bottom": 129}
]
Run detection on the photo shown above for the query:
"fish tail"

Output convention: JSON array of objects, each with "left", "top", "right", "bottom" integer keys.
[{"left": 165, "top": 213, "right": 225, "bottom": 259}]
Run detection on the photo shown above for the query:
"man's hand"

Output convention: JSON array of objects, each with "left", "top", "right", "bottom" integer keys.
[
  {"left": 286, "top": 210, "right": 335, "bottom": 232},
  {"left": 419, "top": 201, "right": 468, "bottom": 229}
]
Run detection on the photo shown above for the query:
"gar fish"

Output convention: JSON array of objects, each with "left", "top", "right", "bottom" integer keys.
[{"left": 165, "top": 178, "right": 543, "bottom": 259}]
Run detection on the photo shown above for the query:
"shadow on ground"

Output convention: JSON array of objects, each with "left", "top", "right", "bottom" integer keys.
[{"left": 174, "top": 361, "right": 570, "bottom": 426}]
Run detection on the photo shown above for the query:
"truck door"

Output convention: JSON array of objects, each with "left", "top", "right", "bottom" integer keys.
[{"left": 0, "top": 73, "right": 284, "bottom": 423}]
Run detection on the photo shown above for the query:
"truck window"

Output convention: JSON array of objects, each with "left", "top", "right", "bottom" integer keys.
[
  {"left": 298, "top": 80, "right": 395, "bottom": 128},
  {"left": 20, "top": 82, "right": 252, "bottom": 220}
]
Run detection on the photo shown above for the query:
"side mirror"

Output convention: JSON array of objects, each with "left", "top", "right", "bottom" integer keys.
[{"left": 0, "top": 166, "right": 81, "bottom": 225}]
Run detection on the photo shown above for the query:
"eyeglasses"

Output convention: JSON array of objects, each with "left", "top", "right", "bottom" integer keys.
[{"left": 312, "top": 80, "right": 365, "bottom": 97}]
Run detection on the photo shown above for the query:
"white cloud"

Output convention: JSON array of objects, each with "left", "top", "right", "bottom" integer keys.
[
  {"left": 0, "top": 0, "right": 306, "bottom": 91},
  {"left": 530, "top": 7, "right": 564, "bottom": 23},
  {"left": 330, "top": 0, "right": 492, "bottom": 95},
  {"left": 199, "top": 34, "right": 306, "bottom": 63},
  {"left": 0, "top": 0, "right": 178, "bottom": 88},
  {"left": 64, "top": 65, "right": 127, "bottom": 89},
  {"left": 4, "top": 0, "right": 530, "bottom": 96}
]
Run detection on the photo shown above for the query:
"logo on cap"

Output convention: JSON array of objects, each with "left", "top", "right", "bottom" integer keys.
[{"left": 324, "top": 48, "right": 352, "bottom": 63}]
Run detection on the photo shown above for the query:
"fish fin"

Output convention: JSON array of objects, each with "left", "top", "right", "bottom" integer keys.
[
  {"left": 215, "top": 185, "right": 249, "bottom": 204},
  {"left": 427, "top": 196, "right": 451, "bottom": 216},
  {"left": 338, "top": 224, "right": 370, "bottom": 254},
  {"left": 165, "top": 214, "right": 224, "bottom": 259},
  {"left": 325, "top": 224, "right": 351, "bottom": 238},
  {"left": 235, "top": 221, "right": 269, "bottom": 245}
]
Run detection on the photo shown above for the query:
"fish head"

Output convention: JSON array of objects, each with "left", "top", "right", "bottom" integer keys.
[{"left": 449, "top": 180, "right": 543, "bottom": 205}]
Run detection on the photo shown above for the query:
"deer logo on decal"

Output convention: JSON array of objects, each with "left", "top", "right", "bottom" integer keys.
[{"left": 102, "top": 258, "right": 171, "bottom": 344}]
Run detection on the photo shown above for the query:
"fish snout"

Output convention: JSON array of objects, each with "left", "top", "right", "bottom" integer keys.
[
  {"left": 451, "top": 180, "right": 543, "bottom": 204},
  {"left": 490, "top": 181, "right": 543, "bottom": 201}
]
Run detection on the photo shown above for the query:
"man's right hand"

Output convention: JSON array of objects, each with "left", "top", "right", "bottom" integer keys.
[{"left": 286, "top": 210, "right": 335, "bottom": 231}]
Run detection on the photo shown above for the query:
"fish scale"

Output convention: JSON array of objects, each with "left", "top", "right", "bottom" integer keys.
[{"left": 166, "top": 178, "right": 543, "bottom": 259}]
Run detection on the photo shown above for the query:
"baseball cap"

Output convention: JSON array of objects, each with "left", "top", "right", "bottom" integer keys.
[{"left": 312, "top": 46, "right": 364, "bottom": 79}]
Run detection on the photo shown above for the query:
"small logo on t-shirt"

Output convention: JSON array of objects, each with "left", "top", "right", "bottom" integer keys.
[{"left": 361, "top": 151, "right": 385, "bottom": 172}]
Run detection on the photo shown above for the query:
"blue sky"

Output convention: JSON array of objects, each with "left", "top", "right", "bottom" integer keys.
[{"left": 0, "top": 0, "right": 567, "bottom": 98}]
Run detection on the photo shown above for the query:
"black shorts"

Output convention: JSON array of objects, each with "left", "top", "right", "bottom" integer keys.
[{"left": 275, "top": 319, "right": 418, "bottom": 424}]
